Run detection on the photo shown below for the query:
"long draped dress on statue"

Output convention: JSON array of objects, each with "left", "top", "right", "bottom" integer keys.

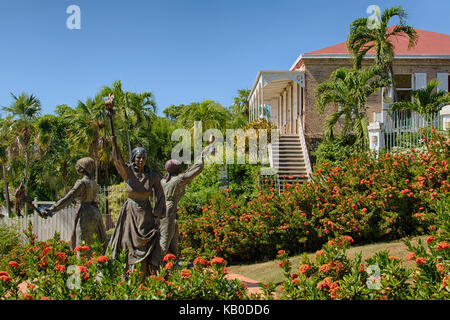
[
  {"left": 108, "top": 143, "right": 166, "bottom": 273},
  {"left": 50, "top": 176, "right": 107, "bottom": 250},
  {"left": 159, "top": 157, "right": 204, "bottom": 256}
]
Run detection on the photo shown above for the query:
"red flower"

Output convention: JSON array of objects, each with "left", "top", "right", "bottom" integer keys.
[
  {"left": 55, "top": 264, "right": 66, "bottom": 273},
  {"left": 163, "top": 253, "right": 176, "bottom": 262},
  {"left": 317, "top": 277, "right": 332, "bottom": 290},
  {"left": 8, "top": 261, "right": 19, "bottom": 269},
  {"left": 319, "top": 263, "right": 332, "bottom": 273},
  {"left": 180, "top": 269, "right": 192, "bottom": 279},
  {"left": 165, "top": 262, "right": 174, "bottom": 270},
  {"left": 299, "top": 264, "right": 311, "bottom": 274},
  {"left": 40, "top": 246, "right": 53, "bottom": 256},
  {"left": 277, "top": 250, "right": 286, "bottom": 256},
  {"left": 315, "top": 249, "right": 325, "bottom": 258},
  {"left": 0, "top": 273, "right": 11, "bottom": 284},
  {"left": 193, "top": 257, "right": 209, "bottom": 267},
  {"left": 407, "top": 252, "right": 415, "bottom": 261},
  {"left": 96, "top": 255, "right": 109, "bottom": 263},
  {"left": 24, "top": 294, "right": 33, "bottom": 300},
  {"left": 436, "top": 242, "right": 449, "bottom": 250},
  {"left": 210, "top": 256, "right": 225, "bottom": 266},
  {"left": 126, "top": 269, "right": 138, "bottom": 277},
  {"left": 40, "top": 297, "right": 50, "bottom": 300},
  {"left": 415, "top": 257, "right": 427, "bottom": 265},
  {"left": 74, "top": 245, "right": 90, "bottom": 252},
  {"left": 78, "top": 266, "right": 88, "bottom": 273},
  {"left": 426, "top": 236, "right": 435, "bottom": 244}
]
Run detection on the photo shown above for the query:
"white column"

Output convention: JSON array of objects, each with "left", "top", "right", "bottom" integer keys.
[
  {"left": 271, "top": 98, "right": 278, "bottom": 124},
  {"left": 368, "top": 121, "right": 384, "bottom": 153},
  {"left": 293, "top": 83, "right": 298, "bottom": 135},
  {"left": 287, "top": 84, "right": 292, "bottom": 134},
  {"left": 278, "top": 96, "right": 282, "bottom": 129},
  {"left": 440, "top": 105, "right": 450, "bottom": 131},
  {"left": 283, "top": 90, "right": 287, "bottom": 134}
]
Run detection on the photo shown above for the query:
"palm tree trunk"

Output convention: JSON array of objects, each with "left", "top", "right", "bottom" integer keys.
[
  {"left": 126, "top": 129, "right": 132, "bottom": 161},
  {"left": 2, "top": 163, "right": 10, "bottom": 216},
  {"left": 24, "top": 148, "right": 29, "bottom": 215}
]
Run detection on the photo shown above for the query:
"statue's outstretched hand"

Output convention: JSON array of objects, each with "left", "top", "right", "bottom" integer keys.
[
  {"left": 42, "top": 208, "right": 54, "bottom": 218},
  {"left": 201, "top": 143, "right": 216, "bottom": 157}
]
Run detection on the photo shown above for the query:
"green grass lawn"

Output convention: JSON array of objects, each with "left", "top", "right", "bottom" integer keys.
[{"left": 227, "top": 235, "right": 428, "bottom": 286}]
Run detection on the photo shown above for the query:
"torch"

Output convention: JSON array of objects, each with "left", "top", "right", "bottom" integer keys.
[{"left": 105, "top": 93, "right": 116, "bottom": 137}]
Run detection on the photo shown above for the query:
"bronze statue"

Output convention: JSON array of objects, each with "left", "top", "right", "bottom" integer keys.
[
  {"left": 159, "top": 142, "right": 215, "bottom": 258},
  {"left": 13, "top": 181, "right": 46, "bottom": 218},
  {"left": 43, "top": 157, "right": 107, "bottom": 250},
  {"left": 105, "top": 94, "right": 166, "bottom": 275}
]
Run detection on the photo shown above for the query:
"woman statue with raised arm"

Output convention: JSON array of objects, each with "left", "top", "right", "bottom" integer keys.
[
  {"left": 159, "top": 142, "right": 215, "bottom": 258},
  {"left": 107, "top": 137, "right": 166, "bottom": 276},
  {"left": 43, "top": 157, "right": 107, "bottom": 251}
]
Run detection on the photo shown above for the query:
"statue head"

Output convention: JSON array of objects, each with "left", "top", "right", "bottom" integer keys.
[
  {"left": 164, "top": 159, "right": 182, "bottom": 182},
  {"left": 131, "top": 147, "right": 147, "bottom": 171},
  {"left": 76, "top": 157, "right": 95, "bottom": 177}
]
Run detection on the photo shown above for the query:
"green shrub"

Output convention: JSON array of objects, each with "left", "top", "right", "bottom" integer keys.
[
  {"left": 104, "top": 182, "right": 127, "bottom": 224},
  {"left": 312, "top": 134, "right": 357, "bottom": 166},
  {"left": 0, "top": 223, "right": 21, "bottom": 256},
  {"left": 179, "top": 164, "right": 220, "bottom": 217}
]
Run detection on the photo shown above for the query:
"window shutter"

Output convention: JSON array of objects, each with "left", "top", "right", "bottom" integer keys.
[
  {"left": 437, "top": 73, "right": 448, "bottom": 92},
  {"left": 414, "top": 73, "right": 427, "bottom": 90}
]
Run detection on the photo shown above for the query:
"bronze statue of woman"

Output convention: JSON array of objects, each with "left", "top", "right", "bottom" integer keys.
[
  {"left": 159, "top": 142, "right": 215, "bottom": 258},
  {"left": 43, "top": 157, "right": 107, "bottom": 250},
  {"left": 105, "top": 96, "right": 166, "bottom": 275}
]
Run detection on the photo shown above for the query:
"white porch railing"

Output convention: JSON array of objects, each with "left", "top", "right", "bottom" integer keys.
[
  {"left": 369, "top": 109, "right": 447, "bottom": 152},
  {"left": 297, "top": 117, "right": 313, "bottom": 179}
]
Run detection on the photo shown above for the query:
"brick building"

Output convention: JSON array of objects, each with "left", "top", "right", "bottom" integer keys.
[{"left": 248, "top": 28, "right": 450, "bottom": 185}]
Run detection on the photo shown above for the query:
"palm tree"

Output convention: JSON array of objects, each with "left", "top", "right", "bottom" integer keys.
[
  {"left": 99, "top": 80, "right": 157, "bottom": 160},
  {"left": 178, "top": 100, "right": 231, "bottom": 133},
  {"left": 391, "top": 79, "right": 450, "bottom": 116},
  {"left": 2, "top": 93, "right": 41, "bottom": 214},
  {"left": 315, "top": 66, "right": 389, "bottom": 150},
  {"left": 230, "top": 89, "right": 251, "bottom": 129},
  {"left": 0, "top": 116, "right": 13, "bottom": 215},
  {"left": 69, "top": 95, "right": 107, "bottom": 182},
  {"left": 347, "top": 6, "right": 418, "bottom": 102}
]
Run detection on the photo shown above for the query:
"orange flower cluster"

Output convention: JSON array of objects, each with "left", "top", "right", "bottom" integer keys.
[
  {"left": 74, "top": 245, "right": 90, "bottom": 252},
  {"left": 316, "top": 277, "right": 339, "bottom": 299}
]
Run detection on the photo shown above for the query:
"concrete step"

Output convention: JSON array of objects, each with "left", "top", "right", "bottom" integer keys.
[
  {"left": 274, "top": 157, "right": 305, "bottom": 162},
  {"left": 274, "top": 161, "right": 305, "bottom": 166}
]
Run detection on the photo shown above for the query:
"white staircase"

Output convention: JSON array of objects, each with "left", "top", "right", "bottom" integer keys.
[{"left": 271, "top": 134, "right": 310, "bottom": 193}]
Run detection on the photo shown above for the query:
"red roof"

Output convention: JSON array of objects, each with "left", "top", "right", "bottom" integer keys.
[{"left": 304, "top": 28, "right": 450, "bottom": 56}]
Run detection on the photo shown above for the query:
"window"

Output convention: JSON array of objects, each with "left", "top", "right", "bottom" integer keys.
[{"left": 394, "top": 74, "right": 412, "bottom": 102}]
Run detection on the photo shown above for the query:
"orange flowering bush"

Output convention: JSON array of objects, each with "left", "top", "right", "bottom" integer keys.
[
  {"left": 277, "top": 196, "right": 449, "bottom": 300},
  {"left": 179, "top": 130, "right": 449, "bottom": 263},
  {"left": 0, "top": 222, "right": 247, "bottom": 300},
  {"left": 403, "top": 196, "right": 450, "bottom": 299}
]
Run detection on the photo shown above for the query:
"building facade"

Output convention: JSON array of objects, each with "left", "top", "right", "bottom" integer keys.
[{"left": 249, "top": 28, "right": 450, "bottom": 153}]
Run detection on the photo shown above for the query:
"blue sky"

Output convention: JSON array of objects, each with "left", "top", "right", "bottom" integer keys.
[{"left": 0, "top": 0, "right": 449, "bottom": 117}]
